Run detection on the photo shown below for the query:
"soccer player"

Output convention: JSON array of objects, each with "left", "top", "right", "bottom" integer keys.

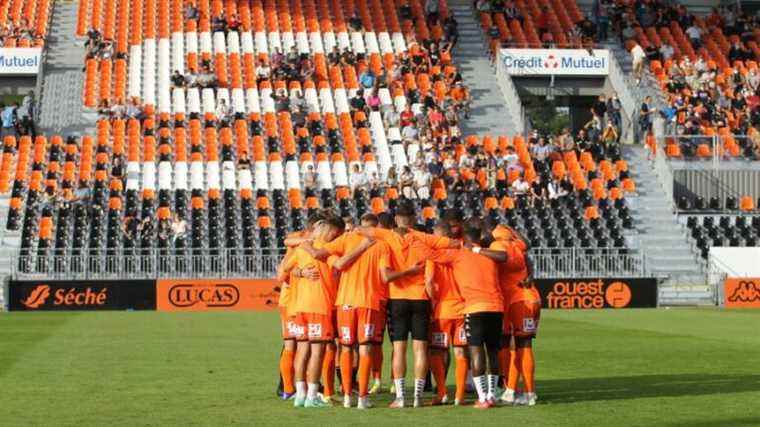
[
  {"left": 508, "top": 279, "right": 541, "bottom": 406},
  {"left": 277, "top": 213, "right": 325, "bottom": 399},
  {"left": 355, "top": 204, "right": 458, "bottom": 408},
  {"left": 487, "top": 224, "right": 530, "bottom": 404},
  {"left": 424, "top": 227, "right": 507, "bottom": 408},
  {"left": 425, "top": 222, "right": 468, "bottom": 406},
  {"left": 302, "top": 219, "right": 418, "bottom": 409},
  {"left": 277, "top": 216, "right": 345, "bottom": 408}
]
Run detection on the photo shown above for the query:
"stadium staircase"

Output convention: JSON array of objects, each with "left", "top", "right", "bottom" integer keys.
[
  {"left": 37, "top": 0, "right": 96, "bottom": 138},
  {"left": 448, "top": 0, "right": 523, "bottom": 136},
  {"left": 623, "top": 145, "right": 714, "bottom": 305}
]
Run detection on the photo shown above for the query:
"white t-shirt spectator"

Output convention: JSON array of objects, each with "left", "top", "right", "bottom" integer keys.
[
  {"left": 686, "top": 25, "right": 701, "bottom": 41},
  {"left": 512, "top": 178, "right": 529, "bottom": 195},
  {"left": 659, "top": 43, "right": 674, "bottom": 61},
  {"left": 413, "top": 167, "right": 431, "bottom": 199},
  {"left": 631, "top": 44, "right": 646, "bottom": 65}
]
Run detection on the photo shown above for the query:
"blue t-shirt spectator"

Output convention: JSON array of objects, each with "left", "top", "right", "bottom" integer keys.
[{"left": 359, "top": 71, "right": 375, "bottom": 89}]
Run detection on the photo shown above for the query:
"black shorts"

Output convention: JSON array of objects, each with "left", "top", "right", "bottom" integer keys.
[
  {"left": 388, "top": 299, "right": 431, "bottom": 342},
  {"left": 465, "top": 312, "right": 503, "bottom": 349}
]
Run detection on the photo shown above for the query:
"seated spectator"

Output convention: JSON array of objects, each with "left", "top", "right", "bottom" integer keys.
[
  {"left": 659, "top": 42, "right": 674, "bottom": 61},
  {"left": 685, "top": 22, "right": 702, "bottom": 49},
  {"left": 197, "top": 64, "right": 217, "bottom": 88},
  {"left": 171, "top": 70, "right": 186, "bottom": 88},
  {"left": 359, "top": 69, "right": 376, "bottom": 90},
  {"left": 349, "top": 14, "right": 363, "bottom": 32}
]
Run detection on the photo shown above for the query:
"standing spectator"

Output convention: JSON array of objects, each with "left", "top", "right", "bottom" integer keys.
[
  {"left": 17, "top": 91, "right": 36, "bottom": 139},
  {"left": 413, "top": 162, "right": 432, "bottom": 199},
  {"left": 348, "top": 164, "right": 367, "bottom": 196},
  {"left": 639, "top": 95, "right": 655, "bottom": 138},
  {"left": 592, "top": 0, "right": 609, "bottom": 41},
  {"left": 630, "top": 40, "right": 646, "bottom": 85},
  {"left": 685, "top": 22, "right": 702, "bottom": 49},
  {"left": 425, "top": 0, "right": 440, "bottom": 27},
  {"left": 359, "top": 69, "right": 376, "bottom": 90},
  {"left": 1, "top": 103, "right": 16, "bottom": 138},
  {"left": 607, "top": 94, "right": 622, "bottom": 132}
]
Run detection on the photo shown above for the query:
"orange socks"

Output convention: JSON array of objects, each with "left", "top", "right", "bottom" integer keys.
[
  {"left": 518, "top": 347, "right": 535, "bottom": 393},
  {"left": 358, "top": 354, "right": 372, "bottom": 397},
  {"left": 280, "top": 349, "right": 295, "bottom": 394},
  {"left": 340, "top": 350, "right": 353, "bottom": 395},
  {"left": 372, "top": 345, "right": 383, "bottom": 381},
  {"left": 454, "top": 356, "right": 468, "bottom": 402},
  {"left": 430, "top": 352, "right": 447, "bottom": 398},
  {"left": 322, "top": 345, "right": 336, "bottom": 397},
  {"left": 507, "top": 349, "right": 519, "bottom": 391}
]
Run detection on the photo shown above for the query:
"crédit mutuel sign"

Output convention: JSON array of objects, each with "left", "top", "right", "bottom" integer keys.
[
  {"left": 501, "top": 49, "right": 609, "bottom": 76},
  {"left": 0, "top": 48, "right": 42, "bottom": 75}
]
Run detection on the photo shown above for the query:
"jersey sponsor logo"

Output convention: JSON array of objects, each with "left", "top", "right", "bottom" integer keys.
[{"left": 308, "top": 323, "right": 322, "bottom": 338}]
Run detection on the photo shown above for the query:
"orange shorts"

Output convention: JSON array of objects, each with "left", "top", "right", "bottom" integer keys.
[
  {"left": 294, "top": 312, "right": 336, "bottom": 342},
  {"left": 336, "top": 305, "right": 383, "bottom": 345},
  {"left": 280, "top": 306, "right": 297, "bottom": 340},
  {"left": 507, "top": 300, "right": 541, "bottom": 337},
  {"left": 430, "top": 318, "right": 466, "bottom": 348},
  {"left": 374, "top": 300, "right": 388, "bottom": 343}
]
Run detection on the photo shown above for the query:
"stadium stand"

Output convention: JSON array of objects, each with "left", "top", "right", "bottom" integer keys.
[
  {"left": 0, "top": 0, "right": 647, "bottom": 279},
  {"left": 617, "top": 2, "right": 760, "bottom": 160},
  {"left": 0, "top": 0, "right": 52, "bottom": 47}
]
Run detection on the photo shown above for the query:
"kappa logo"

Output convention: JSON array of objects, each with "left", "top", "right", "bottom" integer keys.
[
  {"left": 22, "top": 285, "right": 51, "bottom": 308},
  {"left": 544, "top": 54, "right": 559, "bottom": 69},
  {"left": 728, "top": 281, "right": 760, "bottom": 302},
  {"left": 523, "top": 318, "right": 536, "bottom": 333}
]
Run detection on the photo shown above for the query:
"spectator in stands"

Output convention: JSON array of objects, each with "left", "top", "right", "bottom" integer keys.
[
  {"left": 645, "top": 44, "right": 660, "bottom": 62},
  {"left": 399, "top": 0, "right": 413, "bottom": 20},
  {"left": 216, "top": 99, "right": 233, "bottom": 126},
  {"left": 659, "top": 42, "right": 674, "bottom": 61},
  {"left": 197, "top": 64, "right": 217, "bottom": 88},
  {"left": 444, "top": 16, "right": 459, "bottom": 47},
  {"left": 630, "top": 40, "right": 645, "bottom": 85},
  {"left": 212, "top": 11, "right": 228, "bottom": 33},
  {"left": 511, "top": 173, "right": 529, "bottom": 205},
  {"left": 639, "top": 95, "right": 655, "bottom": 138},
  {"left": 425, "top": 0, "right": 440, "bottom": 27},
  {"left": 171, "top": 70, "right": 186, "bottom": 88},
  {"left": 548, "top": 177, "right": 568, "bottom": 200},
  {"left": 1, "top": 103, "right": 16, "bottom": 138},
  {"left": 17, "top": 91, "right": 35, "bottom": 139},
  {"left": 256, "top": 60, "right": 271, "bottom": 83},
  {"left": 349, "top": 164, "right": 368, "bottom": 196},
  {"left": 592, "top": 0, "right": 609, "bottom": 41},
  {"left": 126, "top": 97, "right": 142, "bottom": 119},
  {"left": 85, "top": 27, "right": 101, "bottom": 50},
  {"left": 359, "top": 69, "right": 376, "bottom": 90},
  {"left": 97, "top": 99, "right": 112, "bottom": 119},
  {"left": 413, "top": 161, "right": 432, "bottom": 200},
  {"left": 728, "top": 41, "right": 750, "bottom": 63},
  {"left": 503, "top": 0, "right": 523, "bottom": 24},
  {"left": 400, "top": 166, "right": 416, "bottom": 199},
  {"left": 184, "top": 3, "right": 199, "bottom": 20},
  {"left": 349, "top": 14, "right": 363, "bottom": 32},
  {"left": 602, "top": 121, "right": 619, "bottom": 145},
  {"left": 303, "top": 164, "right": 316, "bottom": 190},
  {"left": 350, "top": 90, "right": 367, "bottom": 113},
  {"left": 685, "top": 22, "right": 702, "bottom": 49},
  {"left": 110, "top": 98, "right": 126, "bottom": 119}
]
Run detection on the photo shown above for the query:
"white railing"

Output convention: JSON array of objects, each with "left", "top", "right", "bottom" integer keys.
[
  {"left": 2, "top": 246, "right": 649, "bottom": 280},
  {"left": 531, "top": 247, "right": 648, "bottom": 278},
  {"left": 606, "top": 50, "right": 637, "bottom": 143},
  {"left": 652, "top": 118, "right": 675, "bottom": 210}
]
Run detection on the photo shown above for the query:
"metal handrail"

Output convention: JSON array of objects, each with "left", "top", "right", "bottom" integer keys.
[{"left": 3, "top": 246, "right": 648, "bottom": 280}]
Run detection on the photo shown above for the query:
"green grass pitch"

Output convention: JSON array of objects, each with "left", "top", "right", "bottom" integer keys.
[{"left": 2, "top": 308, "right": 760, "bottom": 426}]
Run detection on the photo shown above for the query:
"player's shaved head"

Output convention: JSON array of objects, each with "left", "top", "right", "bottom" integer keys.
[{"left": 360, "top": 213, "right": 379, "bottom": 227}]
